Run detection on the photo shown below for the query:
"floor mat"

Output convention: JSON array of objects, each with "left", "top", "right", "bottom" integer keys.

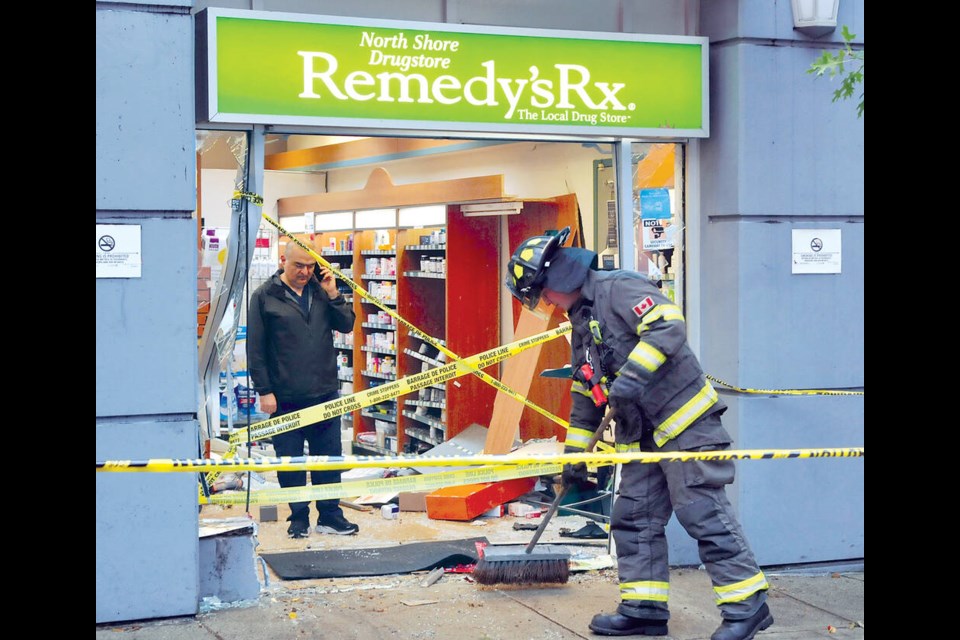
[{"left": 261, "top": 537, "right": 489, "bottom": 580}]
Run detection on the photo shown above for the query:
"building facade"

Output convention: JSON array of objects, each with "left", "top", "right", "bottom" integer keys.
[{"left": 96, "top": 0, "right": 864, "bottom": 623}]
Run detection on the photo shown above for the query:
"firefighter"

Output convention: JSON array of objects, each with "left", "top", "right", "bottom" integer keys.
[{"left": 505, "top": 228, "right": 773, "bottom": 640}]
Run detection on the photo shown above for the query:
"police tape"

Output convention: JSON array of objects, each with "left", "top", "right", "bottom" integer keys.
[
  {"left": 262, "top": 212, "right": 571, "bottom": 430},
  {"left": 227, "top": 322, "right": 572, "bottom": 445},
  {"left": 233, "top": 190, "right": 264, "bottom": 206},
  {"left": 707, "top": 375, "right": 864, "bottom": 397},
  {"left": 98, "top": 446, "right": 864, "bottom": 474},
  {"left": 208, "top": 322, "right": 577, "bottom": 488},
  {"left": 197, "top": 444, "right": 865, "bottom": 505},
  {"left": 201, "top": 462, "right": 561, "bottom": 505}
]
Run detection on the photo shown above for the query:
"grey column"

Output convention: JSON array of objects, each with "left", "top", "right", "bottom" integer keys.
[
  {"left": 692, "top": 0, "right": 864, "bottom": 566},
  {"left": 96, "top": 0, "right": 199, "bottom": 623}
]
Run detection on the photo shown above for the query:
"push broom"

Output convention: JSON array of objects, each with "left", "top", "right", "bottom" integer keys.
[{"left": 473, "top": 406, "right": 616, "bottom": 586}]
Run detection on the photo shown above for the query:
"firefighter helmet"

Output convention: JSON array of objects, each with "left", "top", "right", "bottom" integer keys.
[{"left": 505, "top": 226, "right": 571, "bottom": 309}]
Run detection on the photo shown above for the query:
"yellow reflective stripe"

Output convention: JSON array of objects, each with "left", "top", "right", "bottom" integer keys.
[
  {"left": 615, "top": 442, "right": 642, "bottom": 453},
  {"left": 571, "top": 381, "right": 594, "bottom": 398},
  {"left": 653, "top": 381, "right": 719, "bottom": 446},
  {"left": 628, "top": 341, "right": 666, "bottom": 373},
  {"left": 714, "top": 572, "right": 769, "bottom": 605},
  {"left": 659, "top": 304, "right": 684, "bottom": 322},
  {"left": 565, "top": 426, "right": 594, "bottom": 450},
  {"left": 620, "top": 580, "right": 670, "bottom": 602},
  {"left": 636, "top": 307, "right": 662, "bottom": 334},
  {"left": 636, "top": 304, "right": 684, "bottom": 335}
]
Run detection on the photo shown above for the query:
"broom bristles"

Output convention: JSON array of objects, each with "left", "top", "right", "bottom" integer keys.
[
  {"left": 473, "top": 558, "right": 570, "bottom": 585},
  {"left": 472, "top": 544, "right": 571, "bottom": 585}
]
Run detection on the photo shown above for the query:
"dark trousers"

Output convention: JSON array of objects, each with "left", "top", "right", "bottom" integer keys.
[{"left": 271, "top": 393, "right": 343, "bottom": 524}]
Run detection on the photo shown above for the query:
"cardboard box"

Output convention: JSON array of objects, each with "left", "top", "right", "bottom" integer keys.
[
  {"left": 399, "top": 491, "right": 430, "bottom": 512},
  {"left": 424, "top": 477, "right": 536, "bottom": 521},
  {"left": 480, "top": 505, "right": 505, "bottom": 518},
  {"left": 507, "top": 502, "right": 539, "bottom": 517}
]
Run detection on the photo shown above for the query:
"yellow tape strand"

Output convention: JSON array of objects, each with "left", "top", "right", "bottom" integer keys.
[
  {"left": 707, "top": 375, "right": 864, "bottom": 397},
  {"left": 98, "top": 446, "right": 864, "bottom": 473},
  {"left": 262, "top": 213, "right": 571, "bottom": 429},
  {"left": 233, "top": 190, "right": 264, "bottom": 206},
  {"left": 196, "top": 443, "right": 865, "bottom": 506},
  {"left": 201, "top": 462, "right": 561, "bottom": 505},
  {"left": 227, "top": 323, "right": 571, "bottom": 445},
  {"left": 201, "top": 209, "right": 853, "bottom": 490}
]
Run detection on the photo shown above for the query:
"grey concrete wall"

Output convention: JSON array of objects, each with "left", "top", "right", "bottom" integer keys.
[
  {"left": 96, "top": 1, "right": 200, "bottom": 623},
  {"left": 698, "top": 0, "right": 864, "bottom": 566},
  {"left": 97, "top": 3, "right": 197, "bottom": 211},
  {"left": 96, "top": 218, "right": 199, "bottom": 416},
  {"left": 192, "top": 0, "right": 694, "bottom": 36},
  {"left": 96, "top": 420, "right": 200, "bottom": 623}
]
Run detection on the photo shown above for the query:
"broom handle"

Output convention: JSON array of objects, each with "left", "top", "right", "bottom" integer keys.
[{"left": 525, "top": 406, "right": 616, "bottom": 554}]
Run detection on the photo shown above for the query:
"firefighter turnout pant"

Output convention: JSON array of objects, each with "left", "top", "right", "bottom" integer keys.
[{"left": 612, "top": 418, "right": 769, "bottom": 622}]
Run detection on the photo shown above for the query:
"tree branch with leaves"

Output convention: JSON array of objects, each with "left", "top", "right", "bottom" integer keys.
[{"left": 807, "top": 26, "right": 864, "bottom": 118}]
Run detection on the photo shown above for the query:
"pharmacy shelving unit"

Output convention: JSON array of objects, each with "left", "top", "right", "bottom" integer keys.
[
  {"left": 321, "top": 241, "right": 357, "bottom": 438},
  {"left": 394, "top": 209, "right": 499, "bottom": 453}
]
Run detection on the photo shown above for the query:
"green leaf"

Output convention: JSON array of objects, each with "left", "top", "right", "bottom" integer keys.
[{"left": 807, "top": 25, "right": 863, "bottom": 118}]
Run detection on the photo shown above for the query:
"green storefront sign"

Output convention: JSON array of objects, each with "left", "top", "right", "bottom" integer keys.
[{"left": 199, "top": 10, "right": 709, "bottom": 137}]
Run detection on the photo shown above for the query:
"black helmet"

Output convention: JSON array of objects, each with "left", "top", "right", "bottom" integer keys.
[{"left": 505, "top": 226, "right": 571, "bottom": 310}]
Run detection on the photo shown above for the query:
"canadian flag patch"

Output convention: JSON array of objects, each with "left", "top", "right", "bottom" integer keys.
[{"left": 632, "top": 296, "right": 655, "bottom": 317}]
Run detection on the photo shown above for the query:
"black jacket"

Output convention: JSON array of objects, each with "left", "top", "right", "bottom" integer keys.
[{"left": 247, "top": 269, "right": 355, "bottom": 403}]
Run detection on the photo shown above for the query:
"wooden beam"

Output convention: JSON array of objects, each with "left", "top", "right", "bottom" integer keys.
[{"left": 483, "top": 307, "right": 557, "bottom": 454}]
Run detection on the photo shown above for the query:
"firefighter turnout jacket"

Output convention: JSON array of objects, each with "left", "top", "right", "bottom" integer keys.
[{"left": 564, "top": 269, "right": 726, "bottom": 451}]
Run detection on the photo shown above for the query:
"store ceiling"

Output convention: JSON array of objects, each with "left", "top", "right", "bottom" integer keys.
[
  {"left": 198, "top": 134, "right": 439, "bottom": 172},
  {"left": 199, "top": 134, "right": 510, "bottom": 174}
]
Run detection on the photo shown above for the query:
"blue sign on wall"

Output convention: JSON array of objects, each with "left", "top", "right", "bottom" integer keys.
[{"left": 639, "top": 188, "right": 673, "bottom": 250}]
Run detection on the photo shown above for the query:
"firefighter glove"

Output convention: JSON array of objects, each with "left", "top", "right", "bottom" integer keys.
[
  {"left": 608, "top": 372, "right": 643, "bottom": 402},
  {"left": 608, "top": 395, "right": 646, "bottom": 437},
  {"left": 561, "top": 462, "right": 589, "bottom": 489}
]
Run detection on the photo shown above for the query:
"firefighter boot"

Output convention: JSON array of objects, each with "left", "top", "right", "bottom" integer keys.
[
  {"left": 588, "top": 612, "right": 668, "bottom": 636},
  {"left": 711, "top": 603, "right": 774, "bottom": 640}
]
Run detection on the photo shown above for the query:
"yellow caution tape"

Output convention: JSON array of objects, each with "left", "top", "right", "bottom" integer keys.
[
  {"left": 262, "top": 212, "right": 571, "bottom": 430},
  {"left": 233, "top": 190, "right": 264, "bottom": 206},
  {"left": 197, "top": 443, "right": 865, "bottom": 506},
  {"left": 98, "top": 446, "right": 864, "bottom": 473},
  {"left": 205, "top": 213, "right": 856, "bottom": 491},
  {"left": 206, "top": 320, "right": 596, "bottom": 490},
  {"left": 227, "top": 322, "right": 572, "bottom": 445},
  {"left": 201, "top": 462, "right": 560, "bottom": 505},
  {"left": 105, "top": 446, "right": 861, "bottom": 507},
  {"left": 707, "top": 375, "right": 864, "bottom": 397},
  {"left": 203, "top": 212, "right": 580, "bottom": 503}
]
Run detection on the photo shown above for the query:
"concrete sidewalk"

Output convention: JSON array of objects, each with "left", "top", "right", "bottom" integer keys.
[
  {"left": 97, "top": 505, "right": 862, "bottom": 639},
  {"left": 95, "top": 564, "right": 863, "bottom": 639}
]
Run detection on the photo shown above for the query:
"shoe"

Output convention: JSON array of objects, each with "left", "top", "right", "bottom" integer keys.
[
  {"left": 560, "top": 522, "right": 608, "bottom": 539},
  {"left": 316, "top": 511, "right": 359, "bottom": 535},
  {"left": 588, "top": 612, "right": 668, "bottom": 636},
  {"left": 287, "top": 520, "right": 310, "bottom": 539},
  {"left": 711, "top": 603, "right": 774, "bottom": 640}
]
